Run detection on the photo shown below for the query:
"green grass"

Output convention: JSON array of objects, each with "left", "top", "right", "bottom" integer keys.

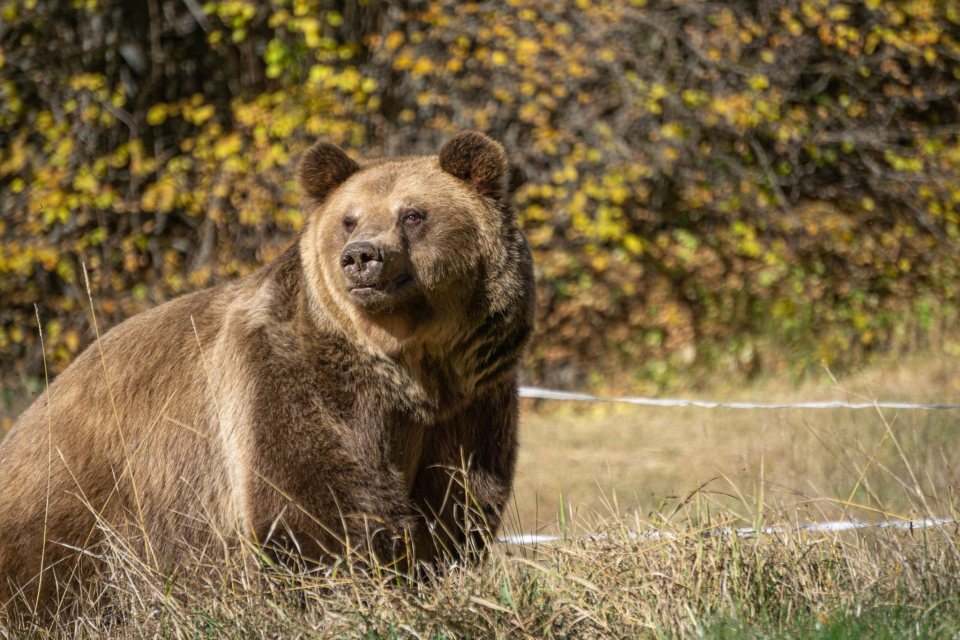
[{"left": 701, "top": 605, "right": 960, "bottom": 640}]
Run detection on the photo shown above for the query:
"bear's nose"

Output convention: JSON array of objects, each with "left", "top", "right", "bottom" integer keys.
[
  {"left": 340, "top": 241, "right": 382, "bottom": 268},
  {"left": 340, "top": 242, "right": 383, "bottom": 282}
]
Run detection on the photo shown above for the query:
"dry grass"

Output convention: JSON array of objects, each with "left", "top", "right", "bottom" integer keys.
[
  {"left": 2, "top": 355, "right": 960, "bottom": 637},
  {"left": 4, "top": 477, "right": 960, "bottom": 638},
  {"left": 512, "top": 354, "right": 960, "bottom": 532}
]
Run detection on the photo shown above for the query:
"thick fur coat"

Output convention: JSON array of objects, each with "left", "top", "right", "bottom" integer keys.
[{"left": 0, "top": 132, "right": 535, "bottom": 615}]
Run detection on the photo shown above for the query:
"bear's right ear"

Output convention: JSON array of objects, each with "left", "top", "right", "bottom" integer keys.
[{"left": 298, "top": 141, "right": 360, "bottom": 203}]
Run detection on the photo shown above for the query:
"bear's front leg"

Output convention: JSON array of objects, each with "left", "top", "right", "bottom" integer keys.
[
  {"left": 409, "top": 379, "right": 520, "bottom": 563},
  {"left": 240, "top": 408, "right": 419, "bottom": 569}
]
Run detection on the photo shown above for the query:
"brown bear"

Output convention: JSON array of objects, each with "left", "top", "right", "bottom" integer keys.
[{"left": 0, "top": 131, "right": 535, "bottom": 617}]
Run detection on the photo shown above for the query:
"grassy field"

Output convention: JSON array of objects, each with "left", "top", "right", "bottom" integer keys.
[
  {"left": 2, "top": 354, "right": 960, "bottom": 636},
  {"left": 510, "top": 355, "right": 960, "bottom": 536}
]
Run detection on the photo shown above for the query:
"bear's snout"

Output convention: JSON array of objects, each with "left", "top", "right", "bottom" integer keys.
[
  {"left": 341, "top": 241, "right": 383, "bottom": 282},
  {"left": 339, "top": 237, "right": 415, "bottom": 307}
]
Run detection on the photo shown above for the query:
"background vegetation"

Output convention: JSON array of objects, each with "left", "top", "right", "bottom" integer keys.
[{"left": 4, "top": 0, "right": 960, "bottom": 393}]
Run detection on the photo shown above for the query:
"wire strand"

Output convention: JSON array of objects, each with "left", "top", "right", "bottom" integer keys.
[{"left": 519, "top": 387, "right": 960, "bottom": 410}]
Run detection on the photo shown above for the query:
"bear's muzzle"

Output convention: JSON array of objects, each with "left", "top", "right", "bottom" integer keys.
[{"left": 341, "top": 241, "right": 414, "bottom": 306}]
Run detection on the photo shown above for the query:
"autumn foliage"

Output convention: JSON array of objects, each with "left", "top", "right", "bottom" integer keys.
[{"left": 2, "top": 0, "right": 960, "bottom": 393}]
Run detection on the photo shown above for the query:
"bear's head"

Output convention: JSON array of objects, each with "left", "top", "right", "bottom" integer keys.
[{"left": 298, "top": 132, "right": 533, "bottom": 361}]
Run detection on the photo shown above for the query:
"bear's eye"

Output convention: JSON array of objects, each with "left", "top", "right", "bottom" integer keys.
[
  {"left": 402, "top": 209, "right": 423, "bottom": 226},
  {"left": 342, "top": 217, "right": 356, "bottom": 233}
]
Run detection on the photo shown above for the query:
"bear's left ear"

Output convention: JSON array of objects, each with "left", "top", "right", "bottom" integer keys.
[
  {"left": 298, "top": 141, "right": 360, "bottom": 203},
  {"left": 439, "top": 131, "right": 508, "bottom": 200}
]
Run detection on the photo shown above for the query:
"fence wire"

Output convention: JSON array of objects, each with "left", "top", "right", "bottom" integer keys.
[
  {"left": 519, "top": 387, "right": 960, "bottom": 410},
  {"left": 500, "top": 518, "right": 959, "bottom": 545}
]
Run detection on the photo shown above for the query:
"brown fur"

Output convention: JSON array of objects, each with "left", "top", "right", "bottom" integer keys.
[{"left": 0, "top": 132, "right": 535, "bottom": 618}]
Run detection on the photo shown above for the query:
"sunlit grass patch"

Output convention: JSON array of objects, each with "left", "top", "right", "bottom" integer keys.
[
  {"left": 700, "top": 605, "right": 960, "bottom": 640},
  {"left": 515, "top": 355, "right": 960, "bottom": 528}
]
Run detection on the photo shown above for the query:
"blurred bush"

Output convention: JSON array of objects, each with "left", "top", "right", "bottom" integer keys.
[{"left": 2, "top": 0, "right": 960, "bottom": 391}]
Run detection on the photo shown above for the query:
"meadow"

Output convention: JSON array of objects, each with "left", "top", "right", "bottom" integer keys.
[{"left": 513, "top": 354, "right": 960, "bottom": 530}]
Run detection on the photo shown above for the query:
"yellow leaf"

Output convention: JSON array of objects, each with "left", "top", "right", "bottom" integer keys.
[
  {"left": 146, "top": 104, "right": 167, "bottom": 126},
  {"left": 385, "top": 31, "right": 405, "bottom": 50},
  {"left": 190, "top": 104, "right": 215, "bottom": 125},
  {"left": 749, "top": 75, "right": 769, "bottom": 91}
]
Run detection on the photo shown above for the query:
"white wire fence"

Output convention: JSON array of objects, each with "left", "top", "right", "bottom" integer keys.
[{"left": 519, "top": 386, "right": 960, "bottom": 410}]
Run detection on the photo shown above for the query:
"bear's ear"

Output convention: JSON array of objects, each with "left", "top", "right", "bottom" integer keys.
[
  {"left": 439, "top": 131, "right": 508, "bottom": 200},
  {"left": 298, "top": 141, "right": 360, "bottom": 203}
]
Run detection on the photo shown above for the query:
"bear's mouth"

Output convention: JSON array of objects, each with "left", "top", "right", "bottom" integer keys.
[{"left": 349, "top": 272, "right": 415, "bottom": 298}]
